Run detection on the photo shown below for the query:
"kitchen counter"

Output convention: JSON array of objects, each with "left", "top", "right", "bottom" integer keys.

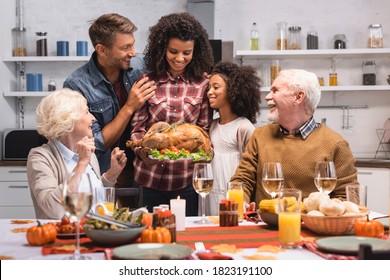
[
  {"left": 0, "top": 161, "right": 27, "bottom": 166},
  {"left": 355, "top": 158, "right": 390, "bottom": 169}
]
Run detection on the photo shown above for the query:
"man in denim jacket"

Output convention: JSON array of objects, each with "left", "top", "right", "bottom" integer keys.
[{"left": 64, "top": 13, "right": 156, "bottom": 196}]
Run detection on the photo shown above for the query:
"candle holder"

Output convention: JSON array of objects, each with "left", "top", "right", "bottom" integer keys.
[
  {"left": 154, "top": 211, "right": 176, "bottom": 242},
  {"left": 219, "top": 199, "right": 239, "bottom": 227}
]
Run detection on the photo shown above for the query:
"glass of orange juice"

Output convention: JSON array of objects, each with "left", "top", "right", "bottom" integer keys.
[
  {"left": 94, "top": 187, "right": 115, "bottom": 216},
  {"left": 227, "top": 182, "right": 244, "bottom": 221},
  {"left": 276, "top": 189, "right": 302, "bottom": 249}
]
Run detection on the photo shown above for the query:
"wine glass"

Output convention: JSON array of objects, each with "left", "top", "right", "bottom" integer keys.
[
  {"left": 262, "top": 162, "right": 284, "bottom": 199},
  {"left": 314, "top": 161, "right": 337, "bottom": 195},
  {"left": 62, "top": 172, "right": 93, "bottom": 260},
  {"left": 192, "top": 163, "right": 213, "bottom": 224}
]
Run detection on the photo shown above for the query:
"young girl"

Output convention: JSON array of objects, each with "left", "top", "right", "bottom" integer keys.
[{"left": 206, "top": 62, "right": 261, "bottom": 215}]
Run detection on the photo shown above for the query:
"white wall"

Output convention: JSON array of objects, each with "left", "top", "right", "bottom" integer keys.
[
  {"left": 215, "top": 0, "right": 390, "bottom": 158},
  {"left": 1, "top": 0, "right": 389, "bottom": 159}
]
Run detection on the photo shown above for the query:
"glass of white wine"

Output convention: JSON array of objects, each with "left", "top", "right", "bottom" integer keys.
[
  {"left": 262, "top": 162, "right": 284, "bottom": 199},
  {"left": 314, "top": 161, "right": 337, "bottom": 194},
  {"left": 192, "top": 163, "right": 213, "bottom": 224},
  {"left": 62, "top": 172, "right": 93, "bottom": 260}
]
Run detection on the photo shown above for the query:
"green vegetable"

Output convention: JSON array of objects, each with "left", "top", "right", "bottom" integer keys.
[{"left": 149, "top": 148, "right": 211, "bottom": 161}]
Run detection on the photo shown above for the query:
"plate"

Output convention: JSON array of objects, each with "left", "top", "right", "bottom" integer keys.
[
  {"left": 112, "top": 243, "right": 193, "bottom": 260},
  {"left": 56, "top": 232, "right": 86, "bottom": 239},
  {"left": 316, "top": 236, "right": 390, "bottom": 255}
]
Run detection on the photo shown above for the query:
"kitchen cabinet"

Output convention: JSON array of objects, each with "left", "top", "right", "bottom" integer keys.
[
  {"left": 0, "top": 166, "right": 35, "bottom": 218},
  {"left": 357, "top": 167, "right": 390, "bottom": 214},
  {"left": 235, "top": 48, "right": 390, "bottom": 93}
]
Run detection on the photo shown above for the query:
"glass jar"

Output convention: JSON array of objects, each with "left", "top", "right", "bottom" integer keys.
[
  {"left": 277, "top": 22, "right": 288, "bottom": 50},
  {"left": 362, "top": 61, "right": 376, "bottom": 85},
  {"left": 48, "top": 77, "right": 57, "bottom": 91},
  {"left": 306, "top": 26, "right": 318, "bottom": 49},
  {"left": 250, "top": 22, "right": 259, "bottom": 50},
  {"left": 329, "top": 60, "right": 338, "bottom": 86},
  {"left": 36, "top": 32, "right": 48, "bottom": 56},
  {"left": 271, "top": 60, "right": 281, "bottom": 84},
  {"left": 12, "top": 27, "right": 27, "bottom": 56},
  {"left": 288, "top": 26, "right": 301, "bottom": 50},
  {"left": 334, "top": 34, "right": 347, "bottom": 49},
  {"left": 318, "top": 77, "right": 324, "bottom": 86},
  {"left": 368, "top": 24, "right": 383, "bottom": 48}
]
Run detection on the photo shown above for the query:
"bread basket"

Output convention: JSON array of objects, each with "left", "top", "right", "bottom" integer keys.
[{"left": 302, "top": 212, "right": 369, "bottom": 235}]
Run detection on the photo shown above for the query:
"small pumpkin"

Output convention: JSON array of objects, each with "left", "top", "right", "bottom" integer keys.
[
  {"left": 354, "top": 219, "right": 384, "bottom": 238},
  {"left": 141, "top": 213, "right": 153, "bottom": 229},
  {"left": 26, "top": 221, "right": 57, "bottom": 246},
  {"left": 141, "top": 226, "right": 171, "bottom": 243}
]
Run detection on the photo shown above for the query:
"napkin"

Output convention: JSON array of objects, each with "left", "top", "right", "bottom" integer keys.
[
  {"left": 303, "top": 242, "right": 357, "bottom": 260},
  {"left": 42, "top": 237, "right": 106, "bottom": 255},
  {"left": 196, "top": 252, "right": 233, "bottom": 260}
]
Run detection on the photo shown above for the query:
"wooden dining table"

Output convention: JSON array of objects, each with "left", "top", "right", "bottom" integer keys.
[{"left": 0, "top": 213, "right": 386, "bottom": 260}]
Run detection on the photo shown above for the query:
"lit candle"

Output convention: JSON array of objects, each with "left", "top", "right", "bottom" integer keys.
[{"left": 170, "top": 196, "right": 186, "bottom": 231}]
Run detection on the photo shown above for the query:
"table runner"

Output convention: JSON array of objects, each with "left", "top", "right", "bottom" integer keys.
[{"left": 176, "top": 225, "right": 315, "bottom": 249}]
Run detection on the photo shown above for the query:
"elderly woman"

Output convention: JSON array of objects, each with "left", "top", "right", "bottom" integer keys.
[{"left": 27, "top": 88, "right": 127, "bottom": 219}]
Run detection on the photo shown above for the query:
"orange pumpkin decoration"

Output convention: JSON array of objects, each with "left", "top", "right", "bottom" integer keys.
[
  {"left": 26, "top": 221, "right": 57, "bottom": 246},
  {"left": 141, "top": 213, "right": 153, "bottom": 229},
  {"left": 141, "top": 226, "right": 171, "bottom": 243},
  {"left": 354, "top": 219, "right": 384, "bottom": 238}
]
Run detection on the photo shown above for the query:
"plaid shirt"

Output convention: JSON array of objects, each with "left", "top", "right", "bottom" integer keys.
[
  {"left": 130, "top": 72, "right": 213, "bottom": 191},
  {"left": 279, "top": 116, "right": 319, "bottom": 139}
]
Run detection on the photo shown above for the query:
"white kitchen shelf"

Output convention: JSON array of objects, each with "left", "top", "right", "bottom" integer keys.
[
  {"left": 3, "top": 56, "right": 89, "bottom": 62},
  {"left": 3, "top": 91, "right": 50, "bottom": 97},
  {"left": 235, "top": 48, "right": 390, "bottom": 60},
  {"left": 260, "top": 85, "right": 390, "bottom": 93}
]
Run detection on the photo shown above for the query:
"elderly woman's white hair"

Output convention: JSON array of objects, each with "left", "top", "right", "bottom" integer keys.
[
  {"left": 277, "top": 69, "right": 321, "bottom": 115},
  {"left": 36, "top": 88, "right": 87, "bottom": 141}
]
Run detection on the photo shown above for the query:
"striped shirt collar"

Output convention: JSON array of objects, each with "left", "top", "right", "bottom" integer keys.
[{"left": 279, "top": 117, "right": 319, "bottom": 139}]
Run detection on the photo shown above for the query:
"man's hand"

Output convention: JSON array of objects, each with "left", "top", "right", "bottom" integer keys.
[{"left": 125, "top": 76, "right": 156, "bottom": 113}]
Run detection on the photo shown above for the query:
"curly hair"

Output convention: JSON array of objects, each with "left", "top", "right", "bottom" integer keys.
[
  {"left": 36, "top": 88, "right": 86, "bottom": 141},
  {"left": 144, "top": 12, "right": 213, "bottom": 81},
  {"left": 89, "top": 13, "right": 137, "bottom": 48},
  {"left": 211, "top": 62, "right": 261, "bottom": 123}
]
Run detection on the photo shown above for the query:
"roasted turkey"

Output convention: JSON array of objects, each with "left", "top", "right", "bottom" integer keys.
[{"left": 126, "top": 122, "right": 212, "bottom": 154}]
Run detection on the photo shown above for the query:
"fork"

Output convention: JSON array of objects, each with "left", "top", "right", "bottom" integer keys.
[{"left": 194, "top": 242, "right": 206, "bottom": 253}]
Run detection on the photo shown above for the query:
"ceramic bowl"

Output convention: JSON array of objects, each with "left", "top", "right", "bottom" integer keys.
[
  {"left": 258, "top": 212, "right": 278, "bottom": 227},
  {"left": 84, "top": 224, "right": 146, "bottom": 246}
]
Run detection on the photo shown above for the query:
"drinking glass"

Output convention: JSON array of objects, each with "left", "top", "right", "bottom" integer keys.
[
  {"left": 277, "top": 188, "right": 302, "bottom": 249},
  {"left": 62, "top": 172, "right": 93, "bottom": 260},
  {"left": 94, "top": 186, "right": 115, "bottom": 216},
  {"left": 227, "top": 182, "right": 244, "bottom": 222},
  {"left": 193, "top": 163, "right": 213, "bottom": 224},
  {"left": 314, "top": 161, "right": 337, "bottom": 194},
  {"left": 262, "top": 162, "right": 284, "bottom": 199}
]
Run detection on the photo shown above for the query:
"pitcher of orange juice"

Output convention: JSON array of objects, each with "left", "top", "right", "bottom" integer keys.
[{"left": 94, "top": 187, "right": 115, "bottom": 216}]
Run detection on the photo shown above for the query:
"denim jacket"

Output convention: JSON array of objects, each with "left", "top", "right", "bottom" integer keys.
[{"left": 63, "top": 51, "right": 146, "bottom": 172}]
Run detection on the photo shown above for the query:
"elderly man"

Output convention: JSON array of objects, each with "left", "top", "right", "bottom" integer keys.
[{"left": 231, "top": 69, "right": 358, "bottom": 208}]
